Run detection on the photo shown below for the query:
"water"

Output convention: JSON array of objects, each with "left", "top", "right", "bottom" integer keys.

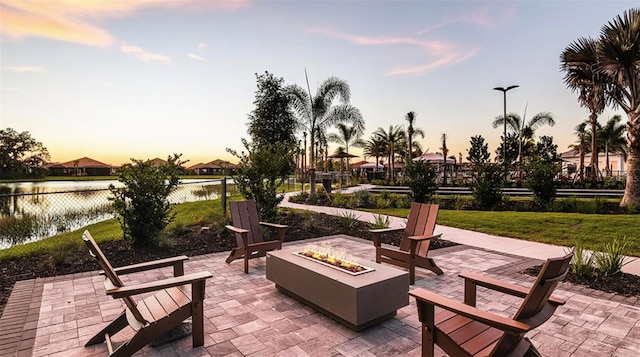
[{"left": 0, "top": 179, "right": 227, "bottom": 249}]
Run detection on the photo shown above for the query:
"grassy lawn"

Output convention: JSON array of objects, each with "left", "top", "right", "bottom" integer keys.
[
  {"left": 0, "top": 198, "right": 232, "bottom": 261},
  {"left": 368, "top": 207, "right": 640, "bottom": 257}
]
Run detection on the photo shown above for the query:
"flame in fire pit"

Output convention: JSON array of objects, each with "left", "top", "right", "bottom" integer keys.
[{"left": 297, "top": 242, "right": 372, "bottom": 274}]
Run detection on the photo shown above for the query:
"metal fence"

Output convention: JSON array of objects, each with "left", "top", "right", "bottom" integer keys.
[{"left": 0, "top": 179, "right": 233, "bottom": 249}]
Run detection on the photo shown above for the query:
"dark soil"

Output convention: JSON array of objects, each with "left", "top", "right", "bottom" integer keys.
[
  {"left": 0, "top": 210, "right": 456, "bottom": 317},
  {"left": 523, "top": 265, "right": 640, "bottom": 297}
]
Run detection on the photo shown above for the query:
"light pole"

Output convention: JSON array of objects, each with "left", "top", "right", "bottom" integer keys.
[{"left": 493, "top": 85, "right": 519, "bottom": 180}]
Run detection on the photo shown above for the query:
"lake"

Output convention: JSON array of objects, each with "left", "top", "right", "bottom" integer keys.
[{"left": 0, "top": 179, "right": 228, "bottom": 249}]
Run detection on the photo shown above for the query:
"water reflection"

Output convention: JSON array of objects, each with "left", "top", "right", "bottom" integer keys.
[{"left": 0, "top": 179, "right": 225, "bottom": 249}]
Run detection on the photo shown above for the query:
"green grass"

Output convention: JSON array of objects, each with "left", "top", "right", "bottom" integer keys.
[
  {"left": 0, "top": 196, "right": 238, "bottom": 261},
  {"left": 367, "top": 207, "right": 640, "bottom": 257}
]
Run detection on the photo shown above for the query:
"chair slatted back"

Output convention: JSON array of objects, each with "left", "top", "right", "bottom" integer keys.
[
  {"left": 514, "top": 249, "right": 573, "bottom": 322},
  {"left": 399, "top": 203, "right": 439, "bottom": 256},
  {"left": 82, "top": 230, "right": 147, "bottom": 324},
  {"left": 229, "top": 200, "right": 263, "bottom": 247}
]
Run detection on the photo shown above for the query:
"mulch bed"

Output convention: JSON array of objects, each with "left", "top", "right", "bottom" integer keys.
[
  {"left": 0, "top": 210, "right": 456, "bottom": 317},
  {"left": 522, "top": 265, "right": 640, "bottom": 297}
]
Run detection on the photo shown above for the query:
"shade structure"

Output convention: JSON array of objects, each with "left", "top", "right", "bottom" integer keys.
[
  {"left": 412, "top": 153, "right": 455, "bottom": 164},
  {"left": 328, "top": 152, "right": 359, "bottom": 159}
]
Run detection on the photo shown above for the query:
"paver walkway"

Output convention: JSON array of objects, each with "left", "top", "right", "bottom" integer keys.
[
  {"left": 2, "top": 185, "right": 640, "bottom": 356},
  {"left": 2, "top": 234, "right": 640, "bottom": 356}
]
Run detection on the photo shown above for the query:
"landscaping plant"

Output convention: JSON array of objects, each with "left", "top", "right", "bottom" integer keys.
[
  {"left": 470, "top": 162, "right": 504, "bottom": 209},
  {"left": 109, "top": 154, "right": 182, "bottom": 246},
  {"left": 404, "top": 159, "right": 438, "bottom": 203},
  {"left": 593, "top": 236, "right": 633, "bottom": 276}
]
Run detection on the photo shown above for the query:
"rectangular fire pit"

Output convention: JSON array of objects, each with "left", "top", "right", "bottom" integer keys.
[{"left": 266, "top": 245, "right": 409, "bottom": 331}]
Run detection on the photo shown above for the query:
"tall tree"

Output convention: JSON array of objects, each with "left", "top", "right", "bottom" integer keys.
[
  {"left": 363, "top": 137, "right": 386, "bottom": 176},
  {"left": 599, "top": 115, "right": 627, "bottom": 176},
  {"left": 569, "top": 122, "right": 588, "bottom": 183},
  {"left": 466, "top": 135, "right": 490, "bottom": 182},
  {"left": 492, "top": 110, "right": 555, "bottom": 175},
  {"left": 597, "top": 8, "right": 640, "bottom": 206},
  {"left": 287, "top": 73, "right": 364, "bottom": 197},
  {"left": 227, "top": 72, "right": 297, "bottom": 220},
  {"left": 560, "top": 36, "right": 606, "bottom": 183},
  {"left": 405, "top": 111, "right": 425, "bottom": 160},
  {"left": 440, "top": 133, "right": 449, "bottom": 185},
  {"left": 0, "top": 128, "right": 50, "bottom": 179},
  {"left": 374, "top": 125, "right": 406, "bottom": 181},
  {"left": 327, "top": 123, "right": 365, "bottom": 170}
]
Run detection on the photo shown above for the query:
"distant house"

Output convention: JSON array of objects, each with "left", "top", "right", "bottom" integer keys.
[
  {"left": 149, "top": 158, "right": 168, "bottom": 167},
  {"left": 188, "top": 160, "right": 237, "bottom": 175},
  {"left": 47, "top": 157, "right": 113, "bottom": 176},
  {"left": 560, "top": 149, "right": 627, "bottom": 177}
]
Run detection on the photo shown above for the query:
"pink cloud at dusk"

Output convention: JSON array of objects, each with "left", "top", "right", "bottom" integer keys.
[
  {"left": 121, "top": 44, "right": 171, "bottom": 64},
  {"left": 309, "top": 28, "right": 479, "bottom": 76},
  {"left": 0, "top": 0, "right": 248, "bottom": 47}
]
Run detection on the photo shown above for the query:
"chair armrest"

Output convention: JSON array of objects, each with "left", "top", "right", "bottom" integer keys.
[
  {"left": 370, "top": 227, "right": 404, "bottom": 234},
  {"left": 107, "top": 271, "right": 213, "bottom": 298},
  {"left": 259, "top": 222, "right": 288, "bottom": 229},
  {"left": 409, "top": 288, "right": 531, "bottom": 334},
  {"left": 226, "top": 225, "right": 249, "bottom": 234},
  {"left": 101, "top": 255, "right": 188, "bottom": 276},
  {"left": 259, "top": 222, "right": 288, "bottom": 242},
  {"left": 459, "top": 272, "right": 566, "bottom": 306},
  {"left": 407, "top": 233, "right": 442, "bottom": 242}
]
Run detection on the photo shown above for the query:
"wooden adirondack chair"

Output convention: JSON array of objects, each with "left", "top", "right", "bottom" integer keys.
[
  {"left": 225, "top": 200, "right": 288, "bottom": 273},
  {"left": 82, "top": 230, "right": 212, "bottom": 357},
  {"left": 409, "top": 249, "right": 574, "bottom": 357},
  {"left": 370, "top": 202, "right": 443, "bottom": 284}
]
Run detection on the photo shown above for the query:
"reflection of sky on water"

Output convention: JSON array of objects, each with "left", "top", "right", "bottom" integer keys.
[{"left": 0, "top": 179, "right": 224, "bottom": 249}]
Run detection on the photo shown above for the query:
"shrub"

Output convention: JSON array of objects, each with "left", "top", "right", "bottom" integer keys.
[
  {"left": 339, "top": 211, "right": 360, "bottom": 231},
  {"left": 331, "top": 193, "right": 349, "bottom": 208},
  {"left": 353, "top": 190, "right": 373, "bottom": 208},
  {"left": 371, "top": 214, "right": 391, "bottom": 229},
  {"left": 302, "top": 211, "right": 318, "bottom": 231},
  {"left": 471, "top": 163, "right": 503, "bottom": 210},
  {"left": 524, "top": 157, "right": 560, "bottom": 208},
  {"left": 593, "top": 237, "right": 632, "bottom": 276},
  {"left": 567, "top": 241, "right": 594, "bottom": 278},
  {"left": 109, "top": 154, "right": 182, "bottom": 246},
  {"left": 405, "top": 160, "right": 438, "bottom": 203}
]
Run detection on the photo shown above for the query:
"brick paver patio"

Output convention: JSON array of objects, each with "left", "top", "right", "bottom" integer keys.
[{"left": 2, "top": 234, "right": 640, "bottom": 356}]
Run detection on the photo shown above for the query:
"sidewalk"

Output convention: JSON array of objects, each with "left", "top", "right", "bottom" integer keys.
[{"left": 280, "top": 184, "right": 640, "bottom": 275}]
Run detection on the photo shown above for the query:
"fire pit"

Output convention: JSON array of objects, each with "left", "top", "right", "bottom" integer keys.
[
  {"left": 295, "top": 242, "right": 374, "bottom": 276},
  {"left": 267, "top": 240, "right": 409, "bottom": 331}
]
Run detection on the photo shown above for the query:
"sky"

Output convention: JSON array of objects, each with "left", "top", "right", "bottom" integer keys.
[{"left": 0, "top": 0, "right": 636, "bottom": 167}]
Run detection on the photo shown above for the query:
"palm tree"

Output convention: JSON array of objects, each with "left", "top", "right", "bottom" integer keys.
[
  {"left": 405, "top": 111, "right": 425, "bottom": 160},
  {"left": 363, "top": 137, "right": 385, "bottom": 175},
  {"left": 327, "top": 123, "right": 365, "bottom": 170},
  {"left": 560, "top": 36, "right": 606, "bottom": 183},
  {"left": 596, "top": 8, "right": 640, "bottom": 207},
  {"left": 440, "top": 133, "right": 449, "bottom": 185},
  {"left": 492, "top": 110, "right": 555, "bottom": 175},
  {"left": 288, "top": 72, "right": 364, "bottom": 197},
  {"left": 374, "top": 125, "right": 406, "bottom": 181},
  {"left": 569, "top": 122, "right": 588, "bottom": 183},
  {"left": 599, "top": 115, "right": 627, "bottom": 176}
]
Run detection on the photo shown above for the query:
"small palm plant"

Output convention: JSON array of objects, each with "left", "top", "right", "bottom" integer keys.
[
  {"left": 371, "top": 214, "right": 391, "bottom": 229},
  {"left": 593, "top": 237, "right": 633, "bottom": 276}
]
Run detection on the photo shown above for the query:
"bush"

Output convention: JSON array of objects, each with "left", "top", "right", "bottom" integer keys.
[
  {"left": 109, "top": 154, "right": 182, "bottom": 246},
  {"left": 593, "top": 237, "right": 632, "bottom": 276},
  {"left": 524, "top": 158, "right": 560, "bottom": 208},
  {"left": 568, "top": 241, "right": 594, "bottom": 278},
  {"left": 405, "top": 160, "right": 438, "bottom": 203},
  {"left": 353, "top": 190, "right": 373, "bottom": 208},
  {"left": 371, "top": 214, "right": 391, "bottom": 229},
  {"left": 471, "top": 163, "right": 503, "bottom": 210}
]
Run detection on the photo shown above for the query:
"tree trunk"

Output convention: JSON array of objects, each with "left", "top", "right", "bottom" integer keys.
[
  {"left": 605, "top": 143, "right": 610, "bottom": 177},
  {"left": 589, "top": 113, "right": 598, "bottom": 183},
  {"left": 620, "top": 112, "right": 640, "bottom": 207},
  {"left": 309, "top": 136, "right": 316, "bottom": 197}
]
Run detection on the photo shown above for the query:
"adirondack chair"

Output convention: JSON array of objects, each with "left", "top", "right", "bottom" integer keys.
[
  {"left": 409, "top": 249, "right": 574, "bottom": 357},
  {"left": 225, "top": 199, "right": 288, "bottom": 273},
  {"left": 370, "top": 202, "right": 443, "bottom": 284},
  {"left": 82, "top": 230, "right": 212, "bottom": 357}
]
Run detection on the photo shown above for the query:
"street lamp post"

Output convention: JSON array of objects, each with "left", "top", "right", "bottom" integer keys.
[{"left": 493, "top": 85, "right": 519, "bottom": 180}]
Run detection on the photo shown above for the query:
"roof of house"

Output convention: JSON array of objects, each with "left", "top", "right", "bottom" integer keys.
[
  {"left": 413, "top": 153, "right": 455, "bottom": 164},
  {"left": 49, "top": 157, "right": 112, "bottom": 168},
  {"left": 188, "top": 159, "right": 237, "bottom": 169}
]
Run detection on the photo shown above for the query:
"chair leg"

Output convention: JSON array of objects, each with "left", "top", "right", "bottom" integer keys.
[
  {"left": 427, "top": 258, "right": 443, "bottom": 275},
  {"left": 192, "top": 282, "right": 205, "bottom": 347},
  {"left": 85, "top": 311, "right": 127, "bottom": 346},
  {"left": 244, "top": 254, "right": 249, "bottom": 274}
]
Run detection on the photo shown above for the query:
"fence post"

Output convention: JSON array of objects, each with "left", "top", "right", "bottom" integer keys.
[{"left": 221, "top": 177, "right": 227, "bottom": 219}]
